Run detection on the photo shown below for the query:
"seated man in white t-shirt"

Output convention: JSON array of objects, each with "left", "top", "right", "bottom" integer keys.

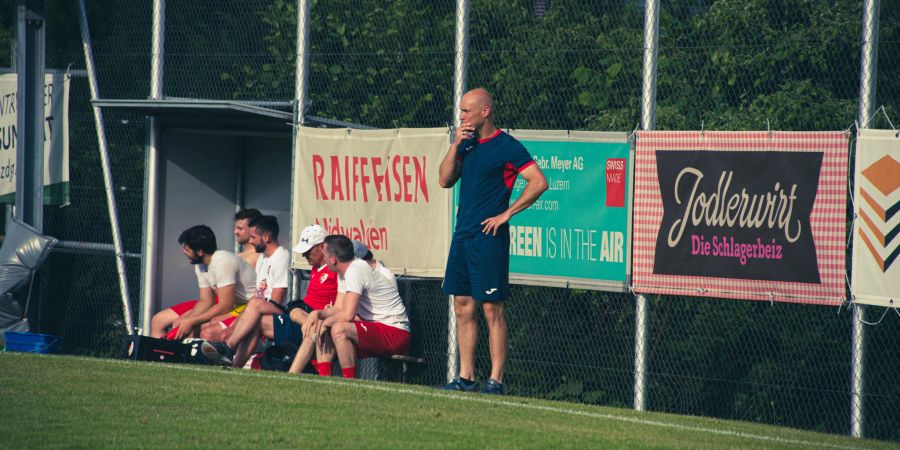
[
  {"left": 150, "top": 225, "right": 257, "bottom": 340},
  {"left": 302, "top": 235, "right": 410, "bottom": 379},
  {"left": 200, "top": 215, "right": 290, "bottom": 350}
]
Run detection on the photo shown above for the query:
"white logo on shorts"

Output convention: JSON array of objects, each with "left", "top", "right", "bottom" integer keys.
[{"left": 485, "top": 288, "right": 498, "bottom": 295}]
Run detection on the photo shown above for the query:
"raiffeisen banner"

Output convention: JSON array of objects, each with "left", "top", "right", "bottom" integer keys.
[
  {"left": 292, "top": 127, "right": 451, "bottom": 277},
  {"left": 851, "top": 129, "right": 900, "bottom": 308},
  {"left": 499, "top": 130, "right": 631, "bottom": 291},
  {"left": 632, "top": 131, "right": 848, "bottom": 305},
  {"left": 0, "top": 73, "right": 70, "bottom": 205}
]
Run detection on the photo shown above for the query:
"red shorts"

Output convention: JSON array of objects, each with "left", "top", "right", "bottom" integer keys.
[
  {"left": 164, "top": 296, "right": 242, "bottom": 340},
  {"left": 353, "top": 321, "right": 410, "bottom": 358},
  {"left": 170, "top": 299, "right": 203, "bottom": 316}
]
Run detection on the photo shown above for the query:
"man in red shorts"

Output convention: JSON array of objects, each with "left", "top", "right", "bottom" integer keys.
[
  {"left": 149, "top": 225, "right": 256, "bottom": 340},
  {"left": 302, "top": 235, "right": 409, "bottom": 379}
]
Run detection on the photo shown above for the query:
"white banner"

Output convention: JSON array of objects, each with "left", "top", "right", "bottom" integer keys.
[
  {"left": 851, "top": 129, "right": 900, "bottom": 307},
  {"left": 0, "top": 73, "right": 70, "bottom": 205},
  {"left": 292, "top": 127, "right": 451, "bottom": 277}
]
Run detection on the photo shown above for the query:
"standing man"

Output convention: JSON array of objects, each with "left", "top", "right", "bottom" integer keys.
[
  {"left": 438, "top": 88, "right": 548, "bottom": 394},
  {"left": 149, "top": 225, "right": 256, "bottom": 340}
]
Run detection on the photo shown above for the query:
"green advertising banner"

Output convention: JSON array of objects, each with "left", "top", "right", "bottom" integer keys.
[{"left": 452, "top": 130, "right": 632, "bottom": 291}]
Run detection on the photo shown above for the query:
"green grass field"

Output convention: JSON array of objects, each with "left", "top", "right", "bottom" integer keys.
[{"left": 0, "top": 353, "right": 894, "bottom": 449}]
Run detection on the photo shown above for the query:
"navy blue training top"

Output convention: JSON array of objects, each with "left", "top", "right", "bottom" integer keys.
[{"left": 454, "top": 129, "right": 535, "bottom": 239}]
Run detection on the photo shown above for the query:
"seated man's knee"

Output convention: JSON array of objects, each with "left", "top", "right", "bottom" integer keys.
[
  {"left": 289, "top": 308, "right": 307, "bottom": 325},
  {"left": 247, "top": 297, "right": 266, "bottom": 312},
  {"left": 199, "top": 325, "right": 217, "bottom": 341},
  {"left": 330, "top": 323, "right": 353, "bottom": 342}
]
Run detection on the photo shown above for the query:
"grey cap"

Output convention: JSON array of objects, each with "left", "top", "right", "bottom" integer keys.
[{"left": 352, "top": 240, "right": 370, "bottom": 259}]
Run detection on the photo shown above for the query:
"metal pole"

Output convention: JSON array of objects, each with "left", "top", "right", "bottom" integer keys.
[
  {"left": 233, "top": 148, "right": 243, "bottom": 254},
  {"left": 290, "top": 0, "right": 311, "bottom": 301},
  {"left": 850, "top": 0, "right": 879, "bottom": 438},
  {"left": 640, "top": 0, "right": 660, "bottom": 132},
  {"left": 850, "top": 304, "right": 866, "bottom": 438},
  {"left": 857, "top": 0, "right": 880, "bottom": 128},
  {"left": 140, "top": 0, "right": 165, "bottom": 335},
  {"left": 295, "top": 0, "right": 311, "bottom": 125},
  {"left": 446, "top": 0, "right": 470, "bottom": 383},
  {"left": 633, "top": 294, "right": 650, "bottom": 410},
  {"left": 78, "top": 0, "right": 134, "bottom": 334},
  {"left": 634, "top": 0, "right": 659, "bottom": 412},
  {"left": 15, "top": 0, "right": 45, "bottom": 232},
  {"left": 452, "top": 0, "right": 470, "bottom": 127}
]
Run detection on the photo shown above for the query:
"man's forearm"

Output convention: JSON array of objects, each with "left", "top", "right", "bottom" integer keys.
[
  {"left": 439, "top": 143, "right": 461, "bottom": 188},
  {"left": 506, "top": 179, "right": 548, "bottom": 217},
  {"left": 190, "top": 301, "right": 236, "bottom": 324}
]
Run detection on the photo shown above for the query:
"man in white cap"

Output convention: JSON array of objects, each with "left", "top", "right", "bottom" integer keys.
[
  {"left": 210, "top": 224, "right": 337, "bottom": 368},
  {"left": 298, "top": 235, "right": 410, "bottom": 379}
]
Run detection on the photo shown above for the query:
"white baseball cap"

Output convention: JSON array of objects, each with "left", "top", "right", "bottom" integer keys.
[{"left": 293, "top": 224, "right": 326, "bottom": 255}]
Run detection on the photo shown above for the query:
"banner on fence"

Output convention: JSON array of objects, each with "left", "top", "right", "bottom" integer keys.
[
  {"left": 632, "top": 131, "right": 848, "bottom": 305},
  {"left": 851, "top": 129, "right": 900, "bottom": 308},
  {"left": 488, "top": 130, "right": 632, "bottom": 290},
  {"left": 0, "top": 73, "right": 70, "bottom": 205},
  {"left": 292, "top": 127, "right": 451, "bottom": 276}
]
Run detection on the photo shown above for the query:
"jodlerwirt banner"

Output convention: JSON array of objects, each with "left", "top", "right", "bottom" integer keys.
[
  {"left": 632, "top": 131, "right": 848, "bottom": 305},
  {"left": 292, "top": 127, "right": 451, "bottom": 277},
  {"left": 851, "top": 129, "right": 899, "bottom": 307}
]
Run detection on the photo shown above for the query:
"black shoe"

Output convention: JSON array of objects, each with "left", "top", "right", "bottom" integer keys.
[
  {"left": 480, "top": 379, "right": 504, "bottom": 395},
  {"left": 436, "top": 377, "right": 478, "bottom": 392},
  {"left": 209, "top": 341, "right": 235, "bottom": 362}
]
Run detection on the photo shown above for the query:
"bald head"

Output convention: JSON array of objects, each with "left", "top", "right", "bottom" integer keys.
[
  {"left": 459, "top": 87, "right": 496, "bottom": 133},
  {"left": 464, "top": 88, "right": 494, "bottom": 112}
]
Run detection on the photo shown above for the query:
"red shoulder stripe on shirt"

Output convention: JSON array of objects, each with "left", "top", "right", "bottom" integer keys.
[{"left": 517, "top": 159, "right": 537, "bottom": 172}]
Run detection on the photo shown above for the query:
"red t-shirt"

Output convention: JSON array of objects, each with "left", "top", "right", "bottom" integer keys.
[{"left": 304, "top": 265, "right": 338, "bottom": 310}]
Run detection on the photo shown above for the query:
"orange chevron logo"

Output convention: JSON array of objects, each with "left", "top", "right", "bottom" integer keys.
[{"left": 858, "top": 155, "right": 900, "bottom": 272}]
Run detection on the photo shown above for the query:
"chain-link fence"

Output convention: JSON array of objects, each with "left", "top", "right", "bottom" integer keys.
[{"left": 1, "top": 0, "right": 898, "bottom": 442}]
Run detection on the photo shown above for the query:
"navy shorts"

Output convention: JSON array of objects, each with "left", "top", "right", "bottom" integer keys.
[
  {"left": 272, "top": 313, "right": 302, "bottom": 346},
  {"left": 442, "top": 231, "right": 509, "bottom": 302}
]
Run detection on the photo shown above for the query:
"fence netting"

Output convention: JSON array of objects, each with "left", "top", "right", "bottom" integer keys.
[{"left": 0, "top": 0, "right": 897, "bottom": 442}]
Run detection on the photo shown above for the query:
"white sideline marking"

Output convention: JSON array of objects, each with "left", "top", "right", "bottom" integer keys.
[{"left": 6, "top": 354, "right": 869, "bottom": 450}]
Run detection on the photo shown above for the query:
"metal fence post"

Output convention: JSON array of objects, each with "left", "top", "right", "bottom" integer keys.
[
  {"left": 15, "top": 0, "right": 45, "bottom": 232},
  {"left": 640, "top": 0, "right": 660, "bottom": 133},
  {"left": 140, "top": 0, "right": 165, "bottom": 335},
  {"left": 290, "top": 0, "right": 311, "bottom": 300},
  {"left": 850, "top": 0, "right": 879, "bottom": 438},
  {"left": 77, "top": 0, "right": 134, "bottom": 334},
  {"left": 633, "top": 294, "right": 650, "bottom": 411},
  {"left": 445, "top": 0, "right": 470, "bottom": 383},
  {"left": 634, "top": 0, "right": 659, "bottom": 412}
]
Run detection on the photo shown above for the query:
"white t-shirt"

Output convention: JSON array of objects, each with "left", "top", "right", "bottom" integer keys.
[
  {"left": 195, "top": 250, "right": 257, "bottom": 304},
  {"left": 338, "top": 259, "right": 410, "bottom": 331},
  {"left": 255, "top": 246, "right": 290, "bottom": 303}
]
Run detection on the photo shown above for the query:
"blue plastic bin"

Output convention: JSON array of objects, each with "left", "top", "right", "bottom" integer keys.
[{"left": 4, "top": 331, "right": 62, "bottom": 354}]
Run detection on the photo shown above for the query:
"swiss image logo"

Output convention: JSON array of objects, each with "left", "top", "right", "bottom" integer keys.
[
  {"left": 605, "top": 158, "right": 626, "bottom": 207},
  {"left": 857, "top": 155, "right": 900, "bottom": 272}
]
